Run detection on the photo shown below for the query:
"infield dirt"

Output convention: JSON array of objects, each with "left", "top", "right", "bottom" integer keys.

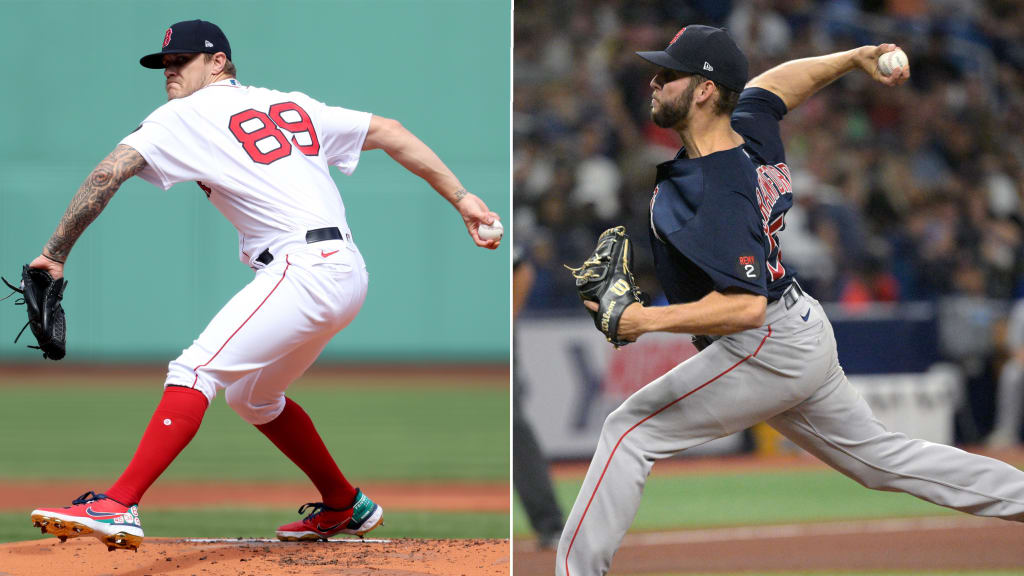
[
  {"left": 1, "top": 537, "right": 509, "bottom": 575},
  {"left": 1, "top": 479, "right": 510, "bottom": 574},
  {"left": 516, "top": 515, "right": 1024, "bottom": 574}
]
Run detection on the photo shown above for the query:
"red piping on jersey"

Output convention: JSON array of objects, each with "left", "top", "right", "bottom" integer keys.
[
  {"left": 564, "top": 326, "right": 772, "bottom": 576},
  {"left": 191, "top": 255, "right": 292, "bottom": 388}
]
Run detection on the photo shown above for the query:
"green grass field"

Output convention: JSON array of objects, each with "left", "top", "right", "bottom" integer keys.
[
  {"left": 0, "top": 374, "right": 509, "bottom": 542},
  {"left": 514, "top": 467, "right": 967, "bottom": 537},
  {"left": 516, "top": 466, "right": 1024, "bottom": 575}
]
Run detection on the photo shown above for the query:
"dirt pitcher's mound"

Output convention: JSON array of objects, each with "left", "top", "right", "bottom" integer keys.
[{"left": 2, "top": 537, "right": 509, "bottom": 576}]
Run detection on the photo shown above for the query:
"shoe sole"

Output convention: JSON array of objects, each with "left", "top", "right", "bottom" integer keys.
[
  {"left": 276, "top": 505, "right": 384, "bottom": 541},
  {"left": 31, "top": 512, "right": 144, "bottom": 551}
]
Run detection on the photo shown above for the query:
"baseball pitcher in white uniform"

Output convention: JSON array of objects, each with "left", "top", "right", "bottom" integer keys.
[{"left": 27, "top": 19, "right": 501, "bottom": 551}]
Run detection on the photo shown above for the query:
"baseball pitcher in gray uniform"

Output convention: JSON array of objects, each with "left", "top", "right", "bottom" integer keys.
[{"left": 557, "top": 25, "right": 1024, "bottom": 576}]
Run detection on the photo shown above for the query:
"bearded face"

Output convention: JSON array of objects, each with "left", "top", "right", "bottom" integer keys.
[{"left": 652, "top": 75, "right": 698, "bottom": 129}]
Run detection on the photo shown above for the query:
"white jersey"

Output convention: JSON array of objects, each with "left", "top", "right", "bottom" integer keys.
[{"left": 120, "top": 79, "right": 371, "bottom": 267}]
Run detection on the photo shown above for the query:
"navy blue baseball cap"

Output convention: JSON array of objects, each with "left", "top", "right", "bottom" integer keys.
[
  {"left": 636, "top": 25, "right": 748, "bottom": 92},
  {"left": 139, "top": 20, "right": 231, "bottom": 69}
]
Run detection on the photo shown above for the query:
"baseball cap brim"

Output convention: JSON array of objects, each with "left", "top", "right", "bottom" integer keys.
[
  {"left": 140, "top": 49, "right": 199, "bottom": 69},
  {"left": 636, "top": 50, "right": 694, "bottom": 73}
]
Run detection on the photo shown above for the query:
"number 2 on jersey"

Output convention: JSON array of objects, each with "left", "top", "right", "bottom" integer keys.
[{"left": 228, "top": 102, "right": 320, "bottom": 165}]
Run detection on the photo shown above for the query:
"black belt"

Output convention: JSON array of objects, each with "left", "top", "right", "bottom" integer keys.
[
  {"left": 256, "top": 227, "right": 345, "bottom": 266},
  {"left": 780, "top": 280, "right": 804, "bottom": 310}
]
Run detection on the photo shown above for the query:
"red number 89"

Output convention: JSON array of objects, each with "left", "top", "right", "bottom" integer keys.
[{"left": 228, "top": 102, "right": 320, "bottom": 165}]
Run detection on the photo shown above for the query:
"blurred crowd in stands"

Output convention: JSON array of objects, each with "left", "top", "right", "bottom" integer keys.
[{"left": 514, "top": 0, "right": 1024, "bottom": 442}]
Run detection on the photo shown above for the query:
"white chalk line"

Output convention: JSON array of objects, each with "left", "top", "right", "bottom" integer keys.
[
  {"left": 622, "top": 516, "right": 1003, "bottom": 547},
  {"left": 180, "top": 538, "right": 392, "bottom": 544}
]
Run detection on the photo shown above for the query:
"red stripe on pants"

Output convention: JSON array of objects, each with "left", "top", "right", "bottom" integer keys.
[
  {"left": 191, "top": 256, "right": 292, "bottom": 387},
  {"left": 565, "top": 327, "right": 772, "bottom": 576}
]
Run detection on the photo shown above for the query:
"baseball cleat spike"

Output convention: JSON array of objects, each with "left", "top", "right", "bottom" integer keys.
[
  {"left": 58, "top": 536, "right": 67, "bottom": 543},
  {"left": 40, "top": 527, "right": 47, "bottom": 534},
  {"left": 103, "top": 531, "right": 143, "bottom": 551},
  {"left": 107, "top": 546, "right": 115, "bottom": 552}
]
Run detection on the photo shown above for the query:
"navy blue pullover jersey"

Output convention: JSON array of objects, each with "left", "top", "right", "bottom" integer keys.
[{"left": 649, "top": 87, "right": 795, "bottom": 304}]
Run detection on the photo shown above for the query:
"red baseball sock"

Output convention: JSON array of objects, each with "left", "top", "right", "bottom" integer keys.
[
  {"left": 255, "top": 397, "right": 357, "bottom": 509},
  {"left": 105, "top": 385, "right": 209, "bottom": 506}
]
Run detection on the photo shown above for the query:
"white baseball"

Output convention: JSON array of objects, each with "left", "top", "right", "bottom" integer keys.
[
  {"left": 478, "top": 220, "right": 503, "bottom": 241},
  {"left": 877, "top": 48, "right": 907, "bottom": 76}
]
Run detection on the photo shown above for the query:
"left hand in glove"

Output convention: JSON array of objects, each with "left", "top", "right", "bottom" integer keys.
[
  {"left": 2, "top": 263, "right": 67, "bottom": 360},
  {"left": 567, "top": 226, "right": 648, "bottom": 347}
]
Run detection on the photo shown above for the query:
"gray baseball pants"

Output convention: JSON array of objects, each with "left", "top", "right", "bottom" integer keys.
[{"left": 556, "top": 289, "right": 1024, "bottom": 576}]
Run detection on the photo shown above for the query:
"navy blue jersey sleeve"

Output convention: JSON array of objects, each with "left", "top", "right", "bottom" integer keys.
[
  {"left": 731, "top": 87, "right": 788, "bottom": 165},
  {"left": 663, "top": 189, "right": 767, "bottom": 296}
]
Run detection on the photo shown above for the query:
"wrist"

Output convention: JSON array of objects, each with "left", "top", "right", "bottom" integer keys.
[
  {"left": 635, "top": 304, "right": 656, "bottom": 333},
  {"left": 41, "top": 251, "right": 65, "bottom": 265},
  {"left": 851, "top": 46, "right": 875, "bottom": 72}
]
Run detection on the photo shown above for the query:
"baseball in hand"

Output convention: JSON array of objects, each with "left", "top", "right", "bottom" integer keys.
[
  {"left": 478, "top": 220, "right": 503, "bottom": 241},
  {"left": 877, "top": 48, "right": 908, "bottom": 76}
]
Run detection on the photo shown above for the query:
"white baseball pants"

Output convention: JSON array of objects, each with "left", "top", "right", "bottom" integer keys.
[{"left": 164, "top": 239, "right": 368, "bottom": 424}]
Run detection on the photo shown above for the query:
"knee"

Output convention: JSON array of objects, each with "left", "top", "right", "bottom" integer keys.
[
  {"left": 857, "top": 475, "right": 887, "bottom": 491},
  {"left": 845, "top": 462, "right": 894, "bottom": 491},
  {"left": 599, "top": 405, "right": 637, "bottom": 448},
  {"left": 224, "top": 386, "right": 285, "bottom": 425}
]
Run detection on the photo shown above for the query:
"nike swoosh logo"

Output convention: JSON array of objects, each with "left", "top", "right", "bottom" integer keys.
[
  {"left": 86, "top": 507, "right": 126, "bottom": 520},
  {"left": 800, "top": 308, "right": 811, "bottom": 322},
  {"left": 321, "top": 249, "right": 339, "bottom": 258},
  {"left": 315, "top": 522, "right": 343, "bottom": 532}
]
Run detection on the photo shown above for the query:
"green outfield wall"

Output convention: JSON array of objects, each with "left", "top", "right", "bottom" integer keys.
[{"left": 0, "top": 0, "right": 510, "bottom": 362}]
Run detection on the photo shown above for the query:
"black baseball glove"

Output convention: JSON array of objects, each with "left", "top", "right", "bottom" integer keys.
[
  {"left": 2, "top": 265, "right": 67, "bottom": 360},
  {"left": 567, "top": 226, "right": 648, "bottom": 347}
]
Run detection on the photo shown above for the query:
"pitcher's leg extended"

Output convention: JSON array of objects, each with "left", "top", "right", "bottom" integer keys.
[
  {"left": 557, "top": 326, "right": 809, "bottom": 576},
  {"left": 769, "top": 363, "right": 1024, "bottom": 520}
]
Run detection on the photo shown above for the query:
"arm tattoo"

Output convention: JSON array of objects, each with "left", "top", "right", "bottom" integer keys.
[
  {"left": 44, "top": 144, "right": 147, "bottom": 261},
  {"left": 453, "top": 188, "right": 467, "bottom": 203}
]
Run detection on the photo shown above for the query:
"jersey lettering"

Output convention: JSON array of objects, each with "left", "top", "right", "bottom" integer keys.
[
  {"left": 755, "top": 163, "right": 792, "bottom": 282},
  {"left": 228, "top": 101, "right": 319, "bottom": 165}
]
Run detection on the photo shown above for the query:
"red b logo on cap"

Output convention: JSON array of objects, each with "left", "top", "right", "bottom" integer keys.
[{"left": 162, "top": 28, "right": 172, "bottom": 48}]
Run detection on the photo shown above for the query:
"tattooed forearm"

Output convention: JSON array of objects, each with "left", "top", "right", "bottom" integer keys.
[
  {"left": 453, "top": 188, "right": 467, "bottom": 203},
  {"left": 44, "top": 145, "right": 147, "bottom": 261}
]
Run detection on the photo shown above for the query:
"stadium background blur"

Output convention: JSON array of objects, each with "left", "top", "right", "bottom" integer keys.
[{"left": 514, "top": 0, "right": 1024, "bottom": 446}]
